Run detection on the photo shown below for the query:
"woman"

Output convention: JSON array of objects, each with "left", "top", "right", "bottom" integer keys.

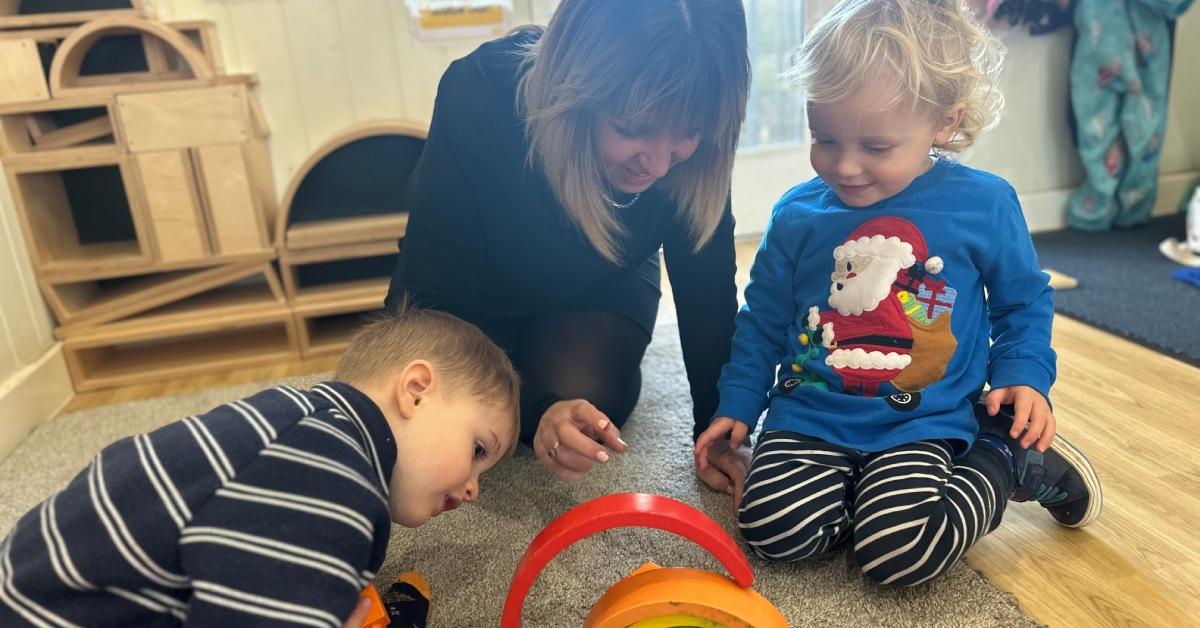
[{"left": 385, "top": 0, "right": 751, "bottom": 494}]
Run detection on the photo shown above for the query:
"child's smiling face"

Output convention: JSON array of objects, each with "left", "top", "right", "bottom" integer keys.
[{"left": 807, "top": 83, "right": 963, "bottom": 207}]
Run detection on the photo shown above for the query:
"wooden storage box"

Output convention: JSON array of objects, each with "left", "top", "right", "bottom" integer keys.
[
  {"left": 4, "top": 148, "right": 153, "bottom": 277},
  {"left": 43, "top": 259, "right": 276, "bottom": 329},
  {"left": 279, "top": 240, "right": 397, "bottom": 302},
  {"left": 292, "top": 277, "right": 387, "bottom": 358},
  {"left": 0, "top": 96, "right": 120, "bottom": 161},
  {"left": 60, "top": 280, "right": 296, "bottom": 391}
]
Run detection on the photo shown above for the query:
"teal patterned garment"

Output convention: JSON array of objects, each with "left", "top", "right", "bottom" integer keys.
[{"left": 1068, "top": 0, "right": 1194, "bottom": 230}]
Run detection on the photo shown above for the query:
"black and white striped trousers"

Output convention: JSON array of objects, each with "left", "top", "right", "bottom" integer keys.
[{"left": 737, "top": 430, "right": 1011, "bottom": 586}]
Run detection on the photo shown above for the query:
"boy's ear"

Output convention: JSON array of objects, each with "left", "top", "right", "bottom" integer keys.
[
  {"left": 394, "top": 360, "right": 435, "bottom": 420},
  {"left": 933, "top": 103, "right": 966, "bottom": 146}
]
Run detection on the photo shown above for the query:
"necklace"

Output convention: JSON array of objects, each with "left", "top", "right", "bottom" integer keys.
[{"left": 602, "top": 191, "right": 641, "bottom": 209}]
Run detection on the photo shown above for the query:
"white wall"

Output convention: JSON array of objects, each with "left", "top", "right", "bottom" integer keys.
[
  {"left": 737, "top": 12, "right": 1200, "bottom": 235},
  {"left": 155, "top": 0, "right": 534, "bottom": 203},
  {"left": 970, "top": 15, "right": 1199, "bottom": 232},
  {"left": 0, "top": 168, "right": 73, "bottom": 461},
  {"left": 154, "top": 1, "right": 1198, "bottom": 237}
]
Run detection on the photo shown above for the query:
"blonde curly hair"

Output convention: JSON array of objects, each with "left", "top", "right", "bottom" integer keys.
[{"left": 788, "top": 0, "right": 1005, "bottom": 152}]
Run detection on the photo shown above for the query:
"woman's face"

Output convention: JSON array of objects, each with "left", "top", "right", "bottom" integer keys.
[{"left": 594, "top": 114, "right": 701, "bottom": 194}]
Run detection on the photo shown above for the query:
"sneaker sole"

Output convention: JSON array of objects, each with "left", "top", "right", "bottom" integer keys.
[{"left": 1049, "top": 434, "right": 1103, "bottom": 528}]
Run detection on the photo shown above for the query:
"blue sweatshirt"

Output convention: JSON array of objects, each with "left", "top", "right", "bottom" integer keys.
[{"left": 716, "top": 159, "right": 1056, "bottom": 452}]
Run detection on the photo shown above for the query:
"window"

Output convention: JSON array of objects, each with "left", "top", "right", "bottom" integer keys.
[{"left": 741, "top": 0, "right": 807, "bottom": 150}]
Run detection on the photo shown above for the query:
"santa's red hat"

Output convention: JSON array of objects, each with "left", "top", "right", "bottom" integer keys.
[{"left": 832, "top": 216, "right": 943, "bottom": 274}]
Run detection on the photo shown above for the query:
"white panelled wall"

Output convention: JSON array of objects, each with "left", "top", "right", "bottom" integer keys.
[
  {"left": 0, "top": 167, "right": 72, "bottom": 460},
  {"left": 146, "top": 0, "right": 1200, "bottom": 235},
  {"left": 738, "top": 10, "right": 1200, "bottom": 234},
  {"left": 155, "top": 0, "right": 507, "bottom": 201},
  {"left": 0, "top": 0, "right": 1196, "bottom": 459}
]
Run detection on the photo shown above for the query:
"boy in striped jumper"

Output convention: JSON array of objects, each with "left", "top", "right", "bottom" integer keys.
[{"left": 0, "top": 307, "right": 519, "bottom": 627}]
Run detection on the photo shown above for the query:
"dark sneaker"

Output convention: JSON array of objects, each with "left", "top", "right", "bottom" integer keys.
[
  {"left": 976, "top": 404, "right": 1103, "bottom": 528},
  {"left": 383, "top": 571, "right": 432, "bottom": 628}
]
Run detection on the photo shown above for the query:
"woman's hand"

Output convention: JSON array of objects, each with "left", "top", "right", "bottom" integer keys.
[
  {"left": 694, "top": 418, "right": 753, "bottom": 513},
  {"left": 534, "top": 399, "right": 627, "bottom": 480}
]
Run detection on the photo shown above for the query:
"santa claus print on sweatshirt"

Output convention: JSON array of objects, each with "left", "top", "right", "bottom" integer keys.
[
  {"left": 814, "top": 215, "right": 959, "bottom": 405},
  {"left": 716, "top": 159, "right": 1057, "bottom": 453}
]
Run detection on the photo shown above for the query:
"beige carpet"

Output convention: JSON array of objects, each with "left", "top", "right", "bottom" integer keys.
[{"left": 0, "top": 326, "right": 1039, "bottom": 627}]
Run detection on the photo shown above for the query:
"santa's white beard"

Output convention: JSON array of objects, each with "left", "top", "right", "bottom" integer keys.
[{"left": 828, "top": 259, "right": 901, "bottom": 316}]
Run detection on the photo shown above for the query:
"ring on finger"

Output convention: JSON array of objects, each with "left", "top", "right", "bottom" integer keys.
[{"left": 547, "top": 441, "right": 559, "bottom": 460}]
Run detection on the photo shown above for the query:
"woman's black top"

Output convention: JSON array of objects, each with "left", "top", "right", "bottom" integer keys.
[{"left": 387, "top": 31, "right": 738, "bottom": 440}]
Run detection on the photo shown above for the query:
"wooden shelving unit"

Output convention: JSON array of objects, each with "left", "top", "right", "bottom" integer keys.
[
  {"left": 58, "top": 271, "right": 293, "bottom": 390},
  {"left": 274, "top": 120, "right": 426, "bottom": 357},
  {"left": 3, "top": 13, "right": 429, "bottom": 390},
  {"left": 0, "top": 11, "right": 284, "bottom": 391}
]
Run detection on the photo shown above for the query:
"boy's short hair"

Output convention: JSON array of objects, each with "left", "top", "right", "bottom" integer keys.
[
  {"left": 789, "top": 0, "right": 1005, "bottom": 152},
  {"left": 334, "top": 303, "right": 521, "bottom": 454}
]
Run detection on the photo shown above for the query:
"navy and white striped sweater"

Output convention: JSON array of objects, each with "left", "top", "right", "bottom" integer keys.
[{"left": 0, "top": 381, "right": 397, "bottom": 627}]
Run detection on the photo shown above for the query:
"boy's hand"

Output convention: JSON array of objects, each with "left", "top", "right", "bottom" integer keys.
[
  {"left": 986, "top": 385, "right": 1056, "bottom": 452},
  {"left": 694, "top": 418, "right": 752, "bottom": 512},
  {"left": 535, "top": 399, "right": 627, "bottom": 481},
  {"left": 341, "top": 596, "right": 372, "bottom": 628}
]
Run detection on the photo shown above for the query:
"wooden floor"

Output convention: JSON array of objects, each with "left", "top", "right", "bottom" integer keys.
[{"left": 60, "top": 241, "right": 1200, "bottom": 627}]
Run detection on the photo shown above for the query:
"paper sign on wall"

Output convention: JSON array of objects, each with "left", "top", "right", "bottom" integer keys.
[{"left": 405, "top": 0, "right": 513, "bottom": 44}]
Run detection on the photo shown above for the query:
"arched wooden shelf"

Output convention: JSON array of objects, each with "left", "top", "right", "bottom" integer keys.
[
  {"left": 49, "top": 15, "right": 215, "bottom": 98},
  {"left": 276, "top": 119, "right": 428, "bottom": 251},
  {"left": 276, "top": 120, "right": 427, "bottom": 349}
]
